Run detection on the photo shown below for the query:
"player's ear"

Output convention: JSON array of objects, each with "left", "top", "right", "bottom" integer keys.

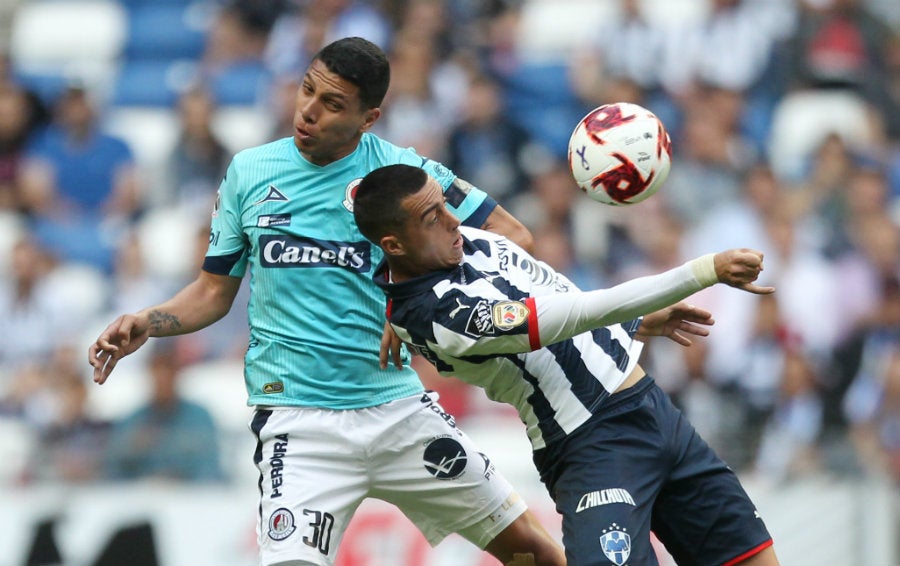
[
  {"left": 380, "top": 234, "right": 405, "bottom": 256},
  {"left": 360, "top": 107, "right": 381, "bottom": 133}
]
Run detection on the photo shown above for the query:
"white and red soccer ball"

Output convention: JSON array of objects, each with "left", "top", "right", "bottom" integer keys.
[{"left": 567, "top": 102, "right": 672, "bottom": 206}]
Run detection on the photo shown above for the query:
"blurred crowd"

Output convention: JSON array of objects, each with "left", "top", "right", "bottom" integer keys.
[{"left": 0, "top": 0, "right": 899, "bottom": 490}]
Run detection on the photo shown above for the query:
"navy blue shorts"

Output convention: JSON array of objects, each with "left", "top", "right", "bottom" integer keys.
[{"left": 544, "top": 376, "right": 773, "bottom": 566}]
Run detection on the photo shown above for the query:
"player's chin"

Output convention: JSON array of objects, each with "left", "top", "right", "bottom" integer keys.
[{"left": 448, "top": 248, "right": 463, "bottom": 266}]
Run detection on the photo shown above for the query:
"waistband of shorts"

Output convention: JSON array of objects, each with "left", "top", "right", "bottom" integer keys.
[
  {"left": 253, "top": 390, "right": 430, "bottom": 412},
  {"left": 603, "top": 373, "right": 656, "bottom": 412}
]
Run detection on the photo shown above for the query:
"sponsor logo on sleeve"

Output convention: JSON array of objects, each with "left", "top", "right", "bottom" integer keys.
[
  {"left": 491, "top": 301, "right": 529, "bottom": 330},
  {"left": 257, "top": 214, "right": 291, "bottom": 227}
]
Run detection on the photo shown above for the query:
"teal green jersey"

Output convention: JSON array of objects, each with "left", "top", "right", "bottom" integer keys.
[{"left": 203, "top": 134, "right": 497, "bottom": 409}]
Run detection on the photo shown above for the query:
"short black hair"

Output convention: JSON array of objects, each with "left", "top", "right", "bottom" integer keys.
[
  {"left": 312, "top": 37, "right": 390, "bottom": 109},
  {"left": 354, "top": 164, "right": 428, "bottom": 244}
]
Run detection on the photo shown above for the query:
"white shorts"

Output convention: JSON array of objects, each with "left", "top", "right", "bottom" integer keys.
[{"left": 250, "top": 391, "right": 527, "bottom": 566}]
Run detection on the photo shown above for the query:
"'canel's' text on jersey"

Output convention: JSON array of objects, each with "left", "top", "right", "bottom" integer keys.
[
  {"left": 376, "top": 227, "right": 644, "bottom": 451},
  {"left": 204, "top": 134, "right": 496, "bottom": 409}
]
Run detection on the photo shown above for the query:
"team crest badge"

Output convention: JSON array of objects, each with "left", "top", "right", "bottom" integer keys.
[
  {"left": 599, "top": 524, "right": 631, "bottom": 565},
  {"left": 342, "top": 178, "right": 362, "bottom": 212},
  {"left": 268, "top": 508, "right": 296, "bottom": 540}
]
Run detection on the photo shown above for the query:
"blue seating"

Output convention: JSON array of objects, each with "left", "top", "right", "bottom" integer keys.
[
  {"left": 498, "top": 62, "right": 589, "bottom": 157},
  {"left": 12, "top": 71, "right": 70, "bottom": 106},
  {"left": 123, "top": 4, "right": 208, "bottom": 62},
  {"left": 208, "top": 61, "right": 272, "bottom": 106},
  {"left": 111, "top": 60, "right": 200, "bottom": 107}
]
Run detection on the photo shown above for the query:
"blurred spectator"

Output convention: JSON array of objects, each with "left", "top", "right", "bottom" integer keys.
[
  {"left": 0, "top": 84, "right": 46, "bottom": 212},
  {"left": 264, "top": 0, "right": 390, "bottom": 79},
  {"left": 682, "top": 162, "right": 780, "bottom": 259},
  {"left": 374, "top": 28, "right": 468, "bottom": 158},
  {"left": 267, "top": 76, "right": 301, "bottom": 140},
  {"left": 659, "top": 0, "right": 795, "bottom": 96},
  {"left": 163, "top": 87, "right": 229, "bottom": 217},
  {"left": 764, "top": 207, "right": 842, "bottom": 359},
  {"left": 0, "top": 239, "right": 64, "bottom": 374},
  {"left": 788, "top": 134, "right": 890, "bottom": 259},
  {"left": 17, "top": 346, "right": 109, "bottom": 484},
  {"left": 109, "top": 230, "right": 176, "bottom": 317},
  {"left": 660, "top": 85, "right": 756, "bottom": 227},
  {"left": 671, "top": 335, "right": 747, "bottom": 467},
  {"left": 204, "top": 0, "right": 286, "bottom": 74},
  {"left": 842, "top": 276, "right": 900, "bottom": 483},
  {"left": 740, "top": 293, "right": 801, "bottom": 458},
  {"left": 786, "top": 0, "right": 894, "bottom": 100},
  {"left": 18, "top": 84, "right": 140, "bottom": 273},
  {"left": 506, "top": 158, "right": 572, "bottom": 232},
  {"left": 445, "top": 73, "right": 536, "bottom": 202},
  {"left": 530, "top": 223, "right": 604, "bottom": 292},
  {"left": 823, "top": 169, "right": 900, "bottom": 352},
  {"left": 753, "top": 347, "right": 825, "bottom": 484},
  {"left": 105, "top": 340, "right": 225, "bottom": 483}
]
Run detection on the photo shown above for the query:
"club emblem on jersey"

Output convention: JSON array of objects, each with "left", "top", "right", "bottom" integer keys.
[
  {"left": 599, "top": 524, "right": 631, "bottom": 565},
  {"left": 342, "top": 178, "right": 362, "bottom": 212},
  {"left": 254, "top": 184, "right": 289, "bottom": 205},
  {"left": 268, "top": 508, "right": 297, "bottom": 540},
  {"left": 491, "top": 301, "right": 529, "bottom": 330},
  {"left": 423, "top": 436, "right": 468, "bottom": 480},
  {"left": 465, "top": 300, "right": 495, "bottom": 337}
]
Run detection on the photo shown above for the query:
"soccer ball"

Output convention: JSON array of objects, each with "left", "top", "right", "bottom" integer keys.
[{"left": 567, "top": 102, "right": 672, "bottom": 206}]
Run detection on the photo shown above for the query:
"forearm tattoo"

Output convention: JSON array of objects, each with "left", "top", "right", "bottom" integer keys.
[{"left": 147, "top": 310, "right": 182, "bottom": 335}]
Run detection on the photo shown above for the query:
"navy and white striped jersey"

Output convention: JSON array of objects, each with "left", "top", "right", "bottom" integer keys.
[{"left": 374, "top": 227, "right": 644, "bottom": 452}]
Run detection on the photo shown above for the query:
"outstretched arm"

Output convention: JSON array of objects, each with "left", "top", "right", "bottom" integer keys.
[
  {"left": 430, "top": 249, "right": 773, "bottom": 357},
  {"left": 533, "top": 249, "right": 773, "bottom": 347},
  {"left": 88, "top": 270, "right": 242, "bottom": 383}
]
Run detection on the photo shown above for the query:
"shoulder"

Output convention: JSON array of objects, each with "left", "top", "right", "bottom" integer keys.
[{"left": 362, "top": 134, "right": 456, "bottom": 182}]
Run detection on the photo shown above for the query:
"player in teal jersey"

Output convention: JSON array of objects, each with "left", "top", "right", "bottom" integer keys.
[{"left": 88, "top": 37, "right": 563, "bottom": 566}]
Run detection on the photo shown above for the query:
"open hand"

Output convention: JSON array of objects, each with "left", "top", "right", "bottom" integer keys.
[
  {"left": 87, "top": 314, "right": 150, "bottom": 384},
  {"left": 636, "top": 302, "right": 714, "bottom": 346}
]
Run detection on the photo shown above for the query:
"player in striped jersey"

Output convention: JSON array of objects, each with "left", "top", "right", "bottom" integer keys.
[
  {"left": 88, "top": 38, "right": 564, "bottom": 566},
  {"left": 354, "top": 164, "right": 783, "bottom": 566}
]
